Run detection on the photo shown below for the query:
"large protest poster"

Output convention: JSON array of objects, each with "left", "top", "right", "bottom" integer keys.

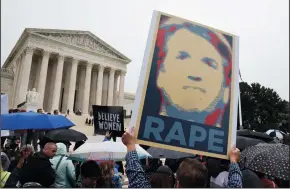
[
  {"left": 93, "top": 105, "right": 125, "bottom": 137},
  {"left": 130, "top": 11, "right": 239, "bottom": 159}
]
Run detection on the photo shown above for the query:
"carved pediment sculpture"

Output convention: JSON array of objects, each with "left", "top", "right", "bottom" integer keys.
[{"left": 36, "top": 33, "right": 124, "bottom": 60}]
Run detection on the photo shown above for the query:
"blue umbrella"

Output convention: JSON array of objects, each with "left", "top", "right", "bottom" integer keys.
[{"left": 1, "top": 112, "right": 75, "bottom": 130}]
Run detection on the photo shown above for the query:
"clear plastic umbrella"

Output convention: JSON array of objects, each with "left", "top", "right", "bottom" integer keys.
[{"left": 69, "top": 141, "right": 151, "bottom": 162}]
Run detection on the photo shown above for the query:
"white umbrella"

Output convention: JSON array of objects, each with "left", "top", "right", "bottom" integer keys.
[
  {"left": 266, "top": 129, "right": 284, "bottom": 140},
  {"left": 69, "top": 141, "right": 151, "bottom": 161}
]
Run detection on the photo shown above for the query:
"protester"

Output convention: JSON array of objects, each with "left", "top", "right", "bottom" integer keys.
[
  {"left": 143, "top": 158, "right": 163, "bottom": 180},
  {"left": 8, "top": 144, "right": 34, "bottom": 172},
  {"left": 1, "top": 151, "right": 29, "bottom": 188},
  {"left": 122, "top": 132, "right": 243, "bottom": 188},
  {"left": 73, "top": 141, "right": 85, "bottom": 181},
  {"left": 150, "top": 165, "right": 175, "bottom": 188},
  {"left": 19, "top": 142, "right": 57, "bottom": 187},
  {"left": 207, "top": 158, "right": 229, "bottom": 187},
  {"left": 1, "top": 152, "right": 12, "bottom": 187},
  {"left": 99, "top": 161, "right": 123, "bottom": 188},
  {"left": 50, "top": 143, "right": 76, "bottom": 188},
  {"left": 76, "top": 160, "right": 103, "bottom": 188},
  {"left": 242, "top": 169, "right": 263, "bottom": 188},
  {"left": 255, "top": 172, "right": 279, "bottom": 188},
  {"left": 54, "top": 110, "right": 59, "bottom": 115}
]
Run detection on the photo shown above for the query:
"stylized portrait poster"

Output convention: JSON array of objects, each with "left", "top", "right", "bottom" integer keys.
[{"left": 130, "top": 11, "right": 239, "bottom": 159}]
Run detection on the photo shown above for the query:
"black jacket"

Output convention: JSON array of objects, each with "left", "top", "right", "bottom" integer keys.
[{"left": 19, "top": 152, "right": 55, "bottom": 188}]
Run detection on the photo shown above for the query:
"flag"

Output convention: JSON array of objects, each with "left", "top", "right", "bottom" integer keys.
[
  {"left": 17, "top": 101, "right": 26, "bottom": 108},
  {"left": 239, "top": 69, "right": 243, "bottom": 81}
]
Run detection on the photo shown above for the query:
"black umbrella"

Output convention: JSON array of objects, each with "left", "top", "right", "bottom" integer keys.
[
  {"left": 236, "top": 136, "right": 266, "bottom": 150},
  {"left": 45, "top": 129, "right": 87, "bottom": 142},
  {"left": 237, "top": 130, "right": 273, "bottom": 142},
  {"left": 147, "top": 147, "right": 196, "bottom": 159},
  {"left": 241, "top": 143, "right": 289, "bottom": 180}
]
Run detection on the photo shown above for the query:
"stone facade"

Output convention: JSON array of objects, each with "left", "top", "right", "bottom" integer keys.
[{"left": 1, "top": 28, "right": 134, "bottom": 114}]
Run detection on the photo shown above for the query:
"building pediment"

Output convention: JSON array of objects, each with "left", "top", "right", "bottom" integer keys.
[{"left": 27, "top": 29, "right": 130, "bottom": 62}]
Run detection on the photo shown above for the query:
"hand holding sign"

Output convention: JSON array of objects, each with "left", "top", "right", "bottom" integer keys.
[
  {"left": 122, "top": 132, "right": 136, "bottom": 152},
  {"left": 229, "top": 147, "right": 241, "bottom": 163}
]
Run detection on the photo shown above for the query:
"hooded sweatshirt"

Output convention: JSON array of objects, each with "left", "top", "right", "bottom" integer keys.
[{"left": 50, "top": 143, "right": 76, "bottom": 188}]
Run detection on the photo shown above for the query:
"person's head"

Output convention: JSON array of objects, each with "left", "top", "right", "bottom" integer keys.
[
  {"left": 37, "top": 109, "right": 43, "bottom": 114},
  {"left": 176, "top": 158, "right": 208, "bottom": 188},
  {"left": 55, "top": 143, "right": 67, "bottom": 156},
  {"left": 81, "top": 160, "right": 102, "bottom": 188},
  {"left": 47, "top": 112, "right": 51, "bottom": 115},
  {"left": 43, "top": 142, "right": 57, "bottom": 158},
  {"left": 150, "top": 165, "right": 175, "bottom": 188},
  {"left": 242, "top": 169, "right": 263, "bottom": 188},
  {"left": 155, "top": 17, "right": 232, "bottom": 123},
  {"left": 206, "top": 158, "right": 223, "bottom": 178},
  {"left": 8, "top": 109, "right": 14, "bottom": 114},
  {"left": 99, "top": 161, "right": 114, "bottom": 186},
  {"left": 20, "top": 144, "right": 34, "bottom": 158},
  {"left": 1, "top": 152, "right": 11, "bottom": 171},
  {"left": 53, "top": 110, "right": 59, "bottom": 115}
]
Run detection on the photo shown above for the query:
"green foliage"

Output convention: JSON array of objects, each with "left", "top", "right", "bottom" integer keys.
[{"left": 239, "top": 82, "right": 289, "bottom": 132}]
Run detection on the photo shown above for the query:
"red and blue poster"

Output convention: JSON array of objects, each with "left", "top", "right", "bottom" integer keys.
[{"left": 130, "top": 11, "right": 239, "bottom": 159}]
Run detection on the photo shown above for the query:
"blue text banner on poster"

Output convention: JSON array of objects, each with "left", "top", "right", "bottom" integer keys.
[{"left": 138, "top": 115, "right": 228, "bottom": 155}]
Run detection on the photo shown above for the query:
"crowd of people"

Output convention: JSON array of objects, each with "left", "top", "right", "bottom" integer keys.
[{"left": 1, "top": 109, "right": 289, "bottom": 188}]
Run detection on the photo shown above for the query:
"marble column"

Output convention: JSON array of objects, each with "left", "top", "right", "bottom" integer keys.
[
  {"left": 51, "top": 54, "right": 65, "bottom": 111},
  {"left": 96, "top": 65, "right": 104, "bottom": 105},
  {"left": 107, "top": 68, "right": 115, "bottom": 106},
  {"left": 37, "top": 51, "right": 50, "bottom": 107},
  {"left": 14, "top": 55, "right": 24, "bottom": 107},
  {"left": 17, "top": 47, "right": 34, "bottom": 105},
  {"left": 82, "top": 63, "right": 92, "bottom": 114},
  {"left": 67, "top": 58, "right": 78, "bottom": 113},
  {"left": 118, "top": 71, "right": 126, "bottom": 106},
  {"left": 89, "top": 68, "right": 97, "bottom": 111},
  {"left": 113, "top": 73, "right": 119, "bottom": 105}
]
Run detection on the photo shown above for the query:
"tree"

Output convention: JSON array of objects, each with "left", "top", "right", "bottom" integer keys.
[{"left": 239, "top": 82, "right": 289, "bottom": 132}]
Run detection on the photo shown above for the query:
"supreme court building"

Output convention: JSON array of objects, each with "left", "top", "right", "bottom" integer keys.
[{"left": 1, "top": 28, "right": 133, "bottom": 114}]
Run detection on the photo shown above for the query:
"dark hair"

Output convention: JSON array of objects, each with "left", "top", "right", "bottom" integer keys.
[
  {"left": 81, "top": 160, "right": 102, "bottom": 178},
  {"left": 37, "top": 109, "right": 42, "bottom": 113},
  {"left": 150, "top": 172, "right": 175, "bottom": 188},
  {"left": 242, "top": 169, "right": 263, "bottom": 188},
  {"left": 150, "top": 165, "right": 175, "bottom": 188},
  {"left": 176, "top": 158, "right": 208, "bottom": 188},
  {"left": 53, "top": 110, "right": 58, "bottom": 114},
  {"left": 8, "top": 109, "right": 14, "bottom": 113},
  {"left": 206, "top": 158, "right": 222, "bottom": 178}
]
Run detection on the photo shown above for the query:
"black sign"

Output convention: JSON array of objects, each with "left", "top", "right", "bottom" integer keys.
[{"left": 93, "top": 105, "right": 125, "bottom": 137}]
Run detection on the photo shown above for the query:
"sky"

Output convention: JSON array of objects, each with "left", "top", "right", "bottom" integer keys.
[{"left": 1, "top": 0, "right": 289, "bottom": 100}]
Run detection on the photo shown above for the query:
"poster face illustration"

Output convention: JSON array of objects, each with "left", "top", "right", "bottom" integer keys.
[{"left": 131, "top": 11, "right": 239, "bottom": 159}]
